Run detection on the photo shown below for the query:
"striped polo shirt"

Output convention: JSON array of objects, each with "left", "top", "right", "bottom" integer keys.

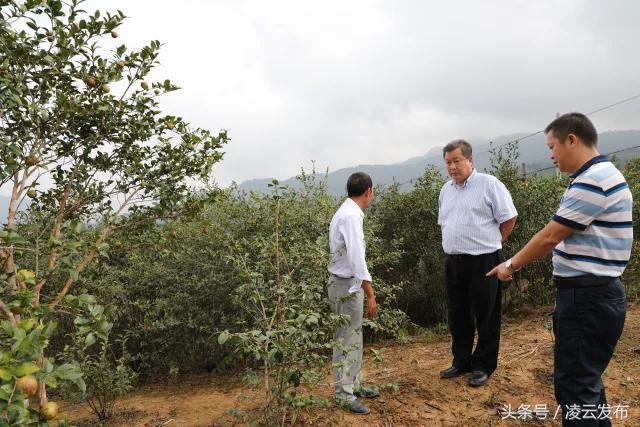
[
  {"left": 552, "top": 155, "right": 633, "bottom": 277},
  {"left": 438, "top": 169, "right": 518, "bottom": 255}
]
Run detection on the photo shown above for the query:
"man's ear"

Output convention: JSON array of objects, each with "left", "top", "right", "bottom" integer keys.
[{"left": 567, "top": 133, "right": 579, "bottom": 147}]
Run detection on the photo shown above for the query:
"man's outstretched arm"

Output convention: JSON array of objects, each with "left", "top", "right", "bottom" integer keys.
[{"left": 488, "top": 220, "right": 574, "bottom": 280}]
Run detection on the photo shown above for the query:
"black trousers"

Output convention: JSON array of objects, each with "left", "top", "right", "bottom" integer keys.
[
  {"left": 445, "top": 250, "right": 502, "bottom": 374},
  {"left": 553, "top": 278, "right": 627, "bottom": 427}
]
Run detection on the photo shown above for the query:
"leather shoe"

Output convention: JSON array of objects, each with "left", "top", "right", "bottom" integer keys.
[
  {"left": 469, "top": 370, "right": 489, "bottom": 387},
  {"left": 340, "top": 399, "right": 370, "bottom": 415},
  {"left": 439, "top": 366, "right": 471, "bottom": 379}
]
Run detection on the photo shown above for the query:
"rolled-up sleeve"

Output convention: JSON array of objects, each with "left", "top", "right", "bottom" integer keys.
[{"left": 339, "top": 214, "right": 372, "bottom": 282}]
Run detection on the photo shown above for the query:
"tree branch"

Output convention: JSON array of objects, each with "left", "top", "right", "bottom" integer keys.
[
  {"left": 48, "top": 188, "right": 141, "bottom": 308},
  {"left": 0, "top": 299, "right": 17, "bottom": 326},
  {"left": 33, "top": 168, "right": 76, "bottom": 305}
]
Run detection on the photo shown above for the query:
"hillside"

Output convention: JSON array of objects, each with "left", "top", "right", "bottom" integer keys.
[
  {"left": 237, "top": 130, "right": 640, "bottom": 195},
  {"left": 66, "top": 303, "right": 640, "bottom": 426}
]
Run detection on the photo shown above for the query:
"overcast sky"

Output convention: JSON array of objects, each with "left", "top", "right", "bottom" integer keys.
[{"left": 70, "top": 1, "right": 640, "bottom": 185}]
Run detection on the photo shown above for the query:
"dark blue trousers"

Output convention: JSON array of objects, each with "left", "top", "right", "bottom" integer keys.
[{"left": 553, "top": 278, "right": 627, "bottom": 426}]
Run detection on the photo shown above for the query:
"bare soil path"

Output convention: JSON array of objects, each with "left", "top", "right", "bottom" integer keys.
[{"left": 66, "top": 303, "right": 640, "bottom": 426}]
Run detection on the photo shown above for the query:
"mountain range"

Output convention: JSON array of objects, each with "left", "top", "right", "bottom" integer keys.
[{"left": 237, "top": 130, "right": 640, "bottom": 195}]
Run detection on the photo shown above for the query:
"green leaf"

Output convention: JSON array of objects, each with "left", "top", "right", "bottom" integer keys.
[
  {"left": 48, "top": 235, "right": 62, "bottom": 247},
  {"left": 0, "top": 384, "right": 12, "bottom": 400},
  {"left": 84, "top": 332, "right": 96, "bottom": 348},
  {"left": 11, "top": 328, "right": 27, "bottom": 353},
  {"left": 54, "top": 363, "right": 83, "bottom": 381},
  {"left": 44, "top": 374, "right": 58, "bottom": 388},
  {"left": 42, "top": 321, "right": 56, "bottom": 338},
  {"left": 16, "top": 269, "right": 36, "bottom": 285},
  {"left": 89, "top": 304, "right": 104, "bottom": 317},
  {"left": 7, "top": 232, "right": 26, "bottom": 244},
  {"left": 18, "top": 319, "right": 37, "bottom": 331},
  {"left": 79, "top": 294, "right": 96, "bottom": 304},
  {"left": 14, "top": 362, "right": 40, "bottom": 377},
  {"left": 217, "top": 330, "right": 229, "bottom": 345},
  {"left": 305, "top": 314, "right": 319, "bottom": 325},
  {"left": 0, "top": 367, "right": 12, "bottom": 381},
  {"left": 267, "top": 347, "right": 278, "bottom": 361},
  {"left": 74, "top": 222, "right": 86, "bottom": 234},
  {"left": 1, "top": 321, "right": 14, "bottom": 336},
  {"left": 74, "top": 376, "right": 86, "bottom": 393},
  {"left": 67, "top": 241, "right": 83, "bottom": 250},
  {"left": 96, "top": 320, "right": 112, "bottom": 334}
]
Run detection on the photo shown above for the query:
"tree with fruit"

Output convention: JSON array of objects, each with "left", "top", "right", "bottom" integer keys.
[{"left": 0, "top": 0, "right": 227, "bottom": 423}]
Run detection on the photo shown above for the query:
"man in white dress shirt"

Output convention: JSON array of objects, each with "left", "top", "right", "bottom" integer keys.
[
  {"left": 438, "top": 140, "right": 517, "bottom": 387},
  {"left": 328, "top": 172, "right": 379, "bottom": 415}
]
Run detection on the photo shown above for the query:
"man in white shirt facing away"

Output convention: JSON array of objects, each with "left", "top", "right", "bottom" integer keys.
[{"left": 328, "top": 172, "right": 379, "bottom": 415}]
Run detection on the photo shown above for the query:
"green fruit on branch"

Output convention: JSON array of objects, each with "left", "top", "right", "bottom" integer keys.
[
  {"left": 25, "top": 155, "right": 39, "bottom": 166},
  {"left": 41, "top": 401, "right": 59, "bottom": 420},
  {"left": 140, "top": 81, "right": 149, "bottom": 90},
  {"left": 27, "top": 189, "right": 37, "bottom": 198}
]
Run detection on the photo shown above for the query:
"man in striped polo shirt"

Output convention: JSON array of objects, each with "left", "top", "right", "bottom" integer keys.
[
  {"left": 438, "top": 140, "right": 518, "bottom": 387},
  {"left": 488, "top": 113, "right": 632, "bottom": 426}
]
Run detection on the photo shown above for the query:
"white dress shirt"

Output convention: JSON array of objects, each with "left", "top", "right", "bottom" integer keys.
[
  {"left": 438, "top": 169, "right": 517, "bottom": 255},
  {"left": 328, "top": 198, "right": 372, "bottom": 293}
]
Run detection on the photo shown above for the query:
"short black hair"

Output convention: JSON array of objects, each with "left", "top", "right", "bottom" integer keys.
[
  {"left": 347, "top": 172, "right": 372, "bottom": 197},
  {"left": 443, "top": 139, "right": 472, "bottom": 158},
  {"left": 545, "top": 113, "right": 598, "bottom": 147}
]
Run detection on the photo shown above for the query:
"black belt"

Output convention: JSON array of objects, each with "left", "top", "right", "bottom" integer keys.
[
  {"left": 446, "top": 250, "right": 500, "bottom": 261},
  {"left": 331, "top": 273, "right": 354, "bottom": 279},
  {"left": 553, "top": 275, "right": 617, "bottom": 289},
  {"left": 447, "top": 253, "right": 474, "bottom": 260}
]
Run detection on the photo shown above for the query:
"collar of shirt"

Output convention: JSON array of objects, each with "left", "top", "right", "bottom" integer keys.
[
  {"left": 450, "top": 168, "right": 477, "bottom": 189},
  {"left": 344, "top": 197, "right": 365, "bottom": 218},
  {"left": 569, "top": 154, "right": 610, "bottom": 181}
]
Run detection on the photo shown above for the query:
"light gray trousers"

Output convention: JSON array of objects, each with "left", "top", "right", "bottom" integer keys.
[{"left": 327, "top": 275, "right": 364, "bottom": 402}]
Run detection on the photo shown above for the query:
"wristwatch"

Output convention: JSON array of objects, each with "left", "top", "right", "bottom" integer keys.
[{"left": 505, "top": 258, "right": 521, "bottom": 273}]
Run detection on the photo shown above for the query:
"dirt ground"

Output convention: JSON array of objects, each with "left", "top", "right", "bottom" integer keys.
[{"left": 65, "top": 302, "right": 640, "bottom": 426}]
